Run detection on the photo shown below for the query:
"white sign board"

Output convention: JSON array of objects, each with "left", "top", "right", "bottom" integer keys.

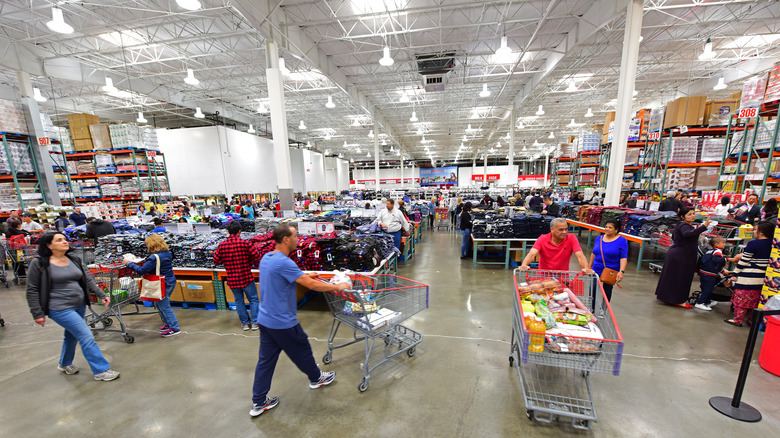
[
  {"left": 649, "top": 201, "right": 660, "bottom": 211},
  {"left": 282, "top": 210, "right": 296, "bottom": 218},
  {"left": 322, "top": 204, "right": 334, "bottom": 211},
  {"left": 316, "top": 223, "right": 335, "bottom": 234},
  {"left": 177, "top": 223, "right": 193, "bottom": 234},
  {"left": 351, "top": 209, "right": 363, "bottom": 217},
  {"left": 719, "top": 175, "right": 737, "bottom": 182},
  {"left": 261, "top": 211, "right": 274, "bottom": 218},
  {"left": 636, "top": 200, "right": 646, "bottom": 209},
  {"left": 201, "top": 208, "right": 212, "bottom": 217},
  {"left": 298, "top": 222, "right": 317, "bottom": 235}
]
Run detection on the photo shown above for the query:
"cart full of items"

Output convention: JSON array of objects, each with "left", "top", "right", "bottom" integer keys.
[
  {"left": 320, "top": 271, "right": 429, "bottom": 392},
  {"left": 4, "top": 235, "right": 38, "bottom": 285},
  {"left": 509, "top": 269, "right": 624, "bottom": 430},
  {"left": 84, "top": 263, "right": 149, "bottom": 343}
]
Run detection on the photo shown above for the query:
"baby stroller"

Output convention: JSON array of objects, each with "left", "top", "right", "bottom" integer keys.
[{"left": 686, "top": 235, "right": 734, "bottom": 305}]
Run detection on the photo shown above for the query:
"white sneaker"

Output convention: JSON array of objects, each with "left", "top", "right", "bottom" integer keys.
[
  {"left": 694, "top": 303, "right": 712, "bottom": 311},
  {"left": 707, "top": 301, "right": 718, "bottom": 307},
  {"left": 94, "top": 369, "right": 120, "bottom": 381},
  {"left": 57, "top": 364, "right": 79, "bottom": 375}
]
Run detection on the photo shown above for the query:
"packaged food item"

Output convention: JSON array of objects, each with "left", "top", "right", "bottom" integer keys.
[{"left": 534, "top": 299, "right": 557, "bottom": 329}]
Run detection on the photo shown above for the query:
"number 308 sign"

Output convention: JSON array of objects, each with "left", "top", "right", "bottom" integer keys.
[{"left": 737, "top": 107, "right": 759, "bottom": 118}]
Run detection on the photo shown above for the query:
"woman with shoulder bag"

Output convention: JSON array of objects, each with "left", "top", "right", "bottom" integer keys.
[
  {"left": 588, "top": 219, "right": 628, "bottom": 301},
  {"left": 126, "top": 234, "right": 180, "bottom": 337},
  {"left": 26, "top": 232, "right": 120, "bottom": 381}
]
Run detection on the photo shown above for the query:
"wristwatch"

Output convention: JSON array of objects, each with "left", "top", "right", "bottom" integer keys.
[{"left": 619, "top": 270, "right": 625, "bottom": 273}]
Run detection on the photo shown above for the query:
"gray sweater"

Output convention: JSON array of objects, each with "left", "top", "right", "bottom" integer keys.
[{"left": 26, "top": 254, "right": 106, "bottom": 319}]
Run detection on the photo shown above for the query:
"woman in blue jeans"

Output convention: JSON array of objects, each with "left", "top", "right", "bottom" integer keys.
[
  {"left": 460, "top": 202, "right": 473, "bottom": 259},
  {"left": 26, "top": 232, "right": 120, "bottom": 381},
  {"left": 588, "top": 219, "right": 628, "bottom": 301},
  {"left": 127, "top": 234, "right": 180, "bottom": 337}
]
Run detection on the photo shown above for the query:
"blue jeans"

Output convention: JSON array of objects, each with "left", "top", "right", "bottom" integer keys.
[
  {"left": 48, "top": 305, "right": 111, "bottom": 375},
  {"left": 154, "top": 283, "right": 179, "bottom": 330},
  {"left": 252, "top": 323, "right": 321, "bottom": 405},
  {"left": 232, "top": 282, "right": 260, "bottom": 324},
  {"left": 461, "top": 228, "right": 472, "bottom": 257},
  {"left": 390, "top": 230, "right": 402, "bottom": 251},
  {"left": 697, "top": 274, "right": 719, "bottom": 304}
]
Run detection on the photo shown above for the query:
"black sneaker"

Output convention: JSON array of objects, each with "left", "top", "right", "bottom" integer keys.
[
  {"left": 250, "top": 396, "right": 279, "bottom": 417},
  {"left": 161, "top": 328, "right": 181, "bottom": 337},
  {"left": 309, "top": 371, "right": 336, "bottom": 389}
]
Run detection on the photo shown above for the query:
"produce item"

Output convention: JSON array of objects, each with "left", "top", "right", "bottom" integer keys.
[{"left": 534, "top": 299, "right": 557, "bottom": 329}]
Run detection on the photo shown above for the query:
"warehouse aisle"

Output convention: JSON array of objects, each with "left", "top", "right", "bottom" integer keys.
[{"left": 0, "top": 231, "right": 779, "bottom": 437}]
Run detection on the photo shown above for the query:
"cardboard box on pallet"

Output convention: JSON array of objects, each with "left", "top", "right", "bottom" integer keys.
[
  {"left": 67, "top": 113, "right": 99, "bottom": 140},
  {"left": 224, "top": 282, "right": 260, "bottom": 305},
  {"left": 603, "top": 112, "right": 615, "bottom": 134},
  {"left": 763, "top": 62, "right": 780, "bottom": 105},
  {"left": 89, "top": 124, "right": 113, "bottom": 150},
  {"left": 179, "top": 280, "right": 216, "bottom": 303},
  {"left": 704, "top": 99, "right": 739, "bottom": 126},
  {"left": 73, "top": 138, "right": 94, "bottom": 151},
  {"left": 663, "top": 96, "right": 707, "bottom": 129}
]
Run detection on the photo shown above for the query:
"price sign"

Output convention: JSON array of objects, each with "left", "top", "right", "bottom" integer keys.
[
  {"left": 351, "top": 209, "right": 363, "bottom": 218},
  {"left": 282, "top": 210, "right": 296, "bottom": 218},
  {"left": 298, "top": 222, "right": 317, "bottom": 235},
  {"left": 648, "top": 132, "right": 660, "bottom": 141},
  {"left": 636, "top": 200, "right": 646, "bottom": 208},
  {"left": 316, "top": 223, "right": 335, "bottom": 234},
  {"left": 651, "top": 178, "right": 661, "bottom": 184},
  {"left": 679, "top": 125, "right": 689, "bottom": 134},
  {"left": 261, "top": 211, "right": 274, "bottom": 218},
  {"left": 745, "top": 173, "right": 764, "bottom": 180},
  {"left": 146, "top": 151, "right": 157, "bottom": 160},
  {"left": 649, "top": 201, "right": 660, "bottom": 211},
  {"left": 37, "top": 137, "right": 50, "bottom": 146},
  {"left": 719, "top": 175, "right": 737, "bottom": 182},
  {"left": 737, "top": 107, "right": 759, "bottom": 118},
  {"left": 177, "top": 223, "right": 193, "bottom": 234}
]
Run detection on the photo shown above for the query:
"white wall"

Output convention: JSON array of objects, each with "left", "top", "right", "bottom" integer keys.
[
  {"left": 324, "top": 157, "right": 338, "bottom": 192},
  {"left": 336, "top": 159, "right": 350, "bottom": 192},
  {"left": 289, "top": 148, "right": 306, "bottom": 193},
  {"left": 303, "top": 149, "right": 326, "bottom": 192},
  {"left": 221, "top": 127, "right": 277, "bottom": 194},
  {"left": 458, "top": 165, "right": 518, "bottom": 187}
]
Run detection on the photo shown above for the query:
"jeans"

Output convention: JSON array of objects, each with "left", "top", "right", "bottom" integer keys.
[
  {"left": 697, "top": 275, "right": 719, "bottom": 305},
  {"left": 48, "top": 305, "right": 111, "bottom": 375},
  {"left": 390, "top": 230, "right": 402, "bottom": 251},
  {"left": 461, "top": 228, "right": 472, "bottom": 257},
  {"left": 232, "top": 282, "right": 260, "bottom": 325},
  {"left": 252, "top": 323, "right": 321, "bottom": 405},
  {"left": 154, "top": 283, "right": 179, "bottom": 330}
]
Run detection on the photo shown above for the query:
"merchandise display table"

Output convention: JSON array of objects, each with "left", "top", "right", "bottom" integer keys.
[
  {"left": 565, "top": 220, "right": 655, "bottom": 271},
  {"left": 470, "top": 237, "right": 536, "bottom": 270}
]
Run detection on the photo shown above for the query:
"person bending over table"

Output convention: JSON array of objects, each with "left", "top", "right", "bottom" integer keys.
[
  {"left": 519, "top": 218, "right": 594, "bottom": 273},
  {"left": 371, "top": 199, "right": 410, "bottom": 251}
]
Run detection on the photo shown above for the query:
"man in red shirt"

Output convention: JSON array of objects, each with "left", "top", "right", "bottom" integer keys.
[
  {"left": 214, "top": 221, "right": 261, "bottom": 331},
  {"left": 519, "top": 218, "right": 593, "bottom": 273}
]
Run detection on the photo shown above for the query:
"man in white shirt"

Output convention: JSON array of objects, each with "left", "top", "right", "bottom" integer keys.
[
  {"left": 21, "top": 213, "right": 44, "bottom": 234},
  {"left": 372, "top": 199, "right": 410, "bottom": 251}
]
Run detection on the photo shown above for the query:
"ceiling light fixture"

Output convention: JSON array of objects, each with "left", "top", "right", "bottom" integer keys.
[
  {"left": 565, "top": 80, "right": 578, "bottom": 93},
  {"left": 184, "top": 68, "right": 199, "bottom": 86},
  {"left": 493, "top": 36, "right": 515, "bottom": 64},
  {"left": 194, "top": 107, "right": 205, "bottom": 119},
  {"left": 324, "top": 132, "right": 332, "bottom": 140},
  {"left": 298, "top": 120, "right": 306, "bottom": 130},
  {"left": 102, "top": 77, "right": 118, "bottom": 94},
  {"left": 399, "top": 90, "right": 410, "bottom": 103},
  {"left": 176, "top": 0, "right": 202, "bottom": 11},
  {"left": 137, "top": 112, "right": 147, "bottom": 124},
  {"left": 257, "top": 103, "right": 267, "bottom": 113},
  {"left": 306, "top": 141, "right": 311, "bottom": 148},
  {"left": 462, "top": 134, "right": 468, "bottom": 142},
  {"left": 343, "top": 140, "right": 348, "bottom": 148},
  {"left": 33, "top": 88, "right": 47, "bottom": 103},
  {"left": 713, "top": 77, "right": 727, "bottom": 91},
  {"left": 352, "top": 118, "right": 361, "bottom": 127},
  {"left": 536, "top": 105, "right": 545, "bottom": 116},
  {"left": 325, "top": 95, "right": 335, "bottom": 108},
  {"left": 548, "top": 131, "right": 555, "bottom": 139},
  {"left": 379, "top": 46, "right": 394, "bottom": 66},
  {"left": 247, "top": 124, "right": 256, "bottom": 134},
  {"left": 410, "top": 111, "right": 418, "bottom": 122},
  {"left": 699, "top": 37, "right": 716, "bottom": 60},
  {"left": 480, "top": 84, "right": 491, "bottom": 98},
  {"left": 522, "top": 144, "right": 527, "bottom": 151},
  {"left": 368, "top": 130, "right": 374, "bottom": 138},
  {"left": 585, "top": 107, "right": 594, "bottom": 118},
  {"left": 518, "top": 121, "right": 524, "bottom": 129},
  {"left": 46, "top": 8, "right": 74, "bottom": 34}
]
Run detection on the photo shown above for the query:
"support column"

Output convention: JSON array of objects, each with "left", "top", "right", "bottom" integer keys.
[
  {"left": 265, "top": 40, "right": 294, "bottom": 211},
  {"left": 374, "top": 125, "right": 380, "bottom": 192},
  {"left": 17, "top": 72, "right": 60, "bottom": 206},
  {"left": 483, "top": 153, "right": 488, "bottom": 186},
  {"left": 509, "top": 108, "right": 516, "bottom": 167},
  {"left": 544, "top": 152, "right": 550, "bottom": 187},
  {"left": 400, "top": 155, "right": 404, "bottom": 189},
  {"left": 605, "top": 0, "right": 643, "bottom": 207}
]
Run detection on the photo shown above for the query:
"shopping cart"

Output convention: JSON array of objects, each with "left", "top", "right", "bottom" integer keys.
[
  {"left": 434, "top": 207, "right": 450, "bottom": 231},
  {"left": 6, "top": 236, "right": 37, "bottom": 285},
  {"left": 0, "top": 240, "right": 11, "bottom": 288},
  {"left": 69, "top": 241, "right": 96, "bottom": 266},
  {"left": 509, "top": 269, "right": 623, "bottom": 430},
  {"left": 85, "top": 263, "right": 145, "bottom": 343},
  {"left": 321, "top": 274, "right": 429, "bottom": 392}
]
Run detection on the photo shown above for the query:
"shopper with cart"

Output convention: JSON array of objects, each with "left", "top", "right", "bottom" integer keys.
[
  {"left": 654, "top": 207, "right": 710, "bottom": 308},
  {"left": 372, "top": 199, "right": 410, "bottom": 252},
  {"left": 213, "top": 221, "right": 261, "bottom": 331},
  {"left": 20, "top": 213, "right": 44, "bottom": 234},
  {"left": 26, "top": 232, "right": 120, "bottom": 381},
  {"left": 588, "top": 219, "right": 628, "bottom": 301},
  {"left": 731, "top": 193, "right": 761, "bottom": 224},
  {"left": 250, "top": 223, "right": 350, "bottom": 417},
  {"left": 519, "top": 218, "right": 593, "bottom": 273},
  {"left": 725, "top": 221, "right": 774, "bottom": 326},
  {"left": 126, "top": 234, "right": 180, "bottom": 337},
  {"left": 459, "top": 202, "right": 473, "bottom": 259}
]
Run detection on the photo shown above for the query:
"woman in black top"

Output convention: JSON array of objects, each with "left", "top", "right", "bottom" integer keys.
[
  {"left": 460, "top": 202, "right": 473, "bottom": 259},
  {"left": 26, "top": 233, "right": 120, "bottom": 381}
]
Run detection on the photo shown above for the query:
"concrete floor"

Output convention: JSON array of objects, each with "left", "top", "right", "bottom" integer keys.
[{"left": 0, "top": 230, "right": 779, "bottom": 437}]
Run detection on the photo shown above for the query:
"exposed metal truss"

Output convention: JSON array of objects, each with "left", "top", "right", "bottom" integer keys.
[{"left": 0, "top": 0, "right": 778, "bottom": 167}]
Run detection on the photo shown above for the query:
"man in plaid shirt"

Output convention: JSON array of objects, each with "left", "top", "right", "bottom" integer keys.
[{"left": 214, "top": 221, "right": 261, "bottom": 331}]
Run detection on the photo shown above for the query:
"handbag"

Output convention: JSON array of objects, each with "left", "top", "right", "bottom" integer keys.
[
  {"left": 599, "top": 238, "right": 619, "bottom": 286},
  {"left": 140, "top": 254, "right": 166, "bottom": 302}
]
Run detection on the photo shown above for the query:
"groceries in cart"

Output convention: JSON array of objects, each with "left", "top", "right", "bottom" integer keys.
[{"left": 517, "top": 277, "right": 603, "bottom": 354}]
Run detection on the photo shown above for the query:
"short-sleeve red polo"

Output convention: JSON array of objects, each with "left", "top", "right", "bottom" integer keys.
[{"left": 532, "top": 233, "right": 582, "bottom": 271}]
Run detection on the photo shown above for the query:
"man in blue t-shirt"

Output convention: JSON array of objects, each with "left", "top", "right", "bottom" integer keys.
[
  {"left": 69, "top": 206, "right": 87, "bottom": 226},
  {"left": 250, "top": 223, "right": 350, "bottom": 418}
]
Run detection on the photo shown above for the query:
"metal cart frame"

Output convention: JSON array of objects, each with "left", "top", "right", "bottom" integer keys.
[
  {"left": 85, "top": 264, "right": 149, "bottom": 343},
  {"left": 434, "top": 207, "right": 450, "bottom": 231},
  {"left": 509, "top": 269, "right": 624, "bottom": 430},
  {"left": 321, "top": 274, "right": 429, "bottom": 392}
]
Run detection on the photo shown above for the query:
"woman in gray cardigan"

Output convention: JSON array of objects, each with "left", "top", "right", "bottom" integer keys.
[{"left": 26, "top": 232, "right": 120, "bottom": 381}]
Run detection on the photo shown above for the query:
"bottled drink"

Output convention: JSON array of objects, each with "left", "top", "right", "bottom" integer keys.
[{"left": 528, "top": 317, "right": 545, "bottom": 353}]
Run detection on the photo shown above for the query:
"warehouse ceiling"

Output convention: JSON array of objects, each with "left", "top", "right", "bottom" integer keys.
[{"left": 0, "top": 0, "right": 779, "bottom": 166}]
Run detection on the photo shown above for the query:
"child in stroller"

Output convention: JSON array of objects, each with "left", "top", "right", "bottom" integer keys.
[{"left": 688, "top": 236, "right": 735, "bottom": 308}]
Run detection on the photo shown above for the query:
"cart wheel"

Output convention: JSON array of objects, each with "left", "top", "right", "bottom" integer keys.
[
  {"left": 89, "top": 322, "right": 96, "bottom": 328},
  {"left": 407, "top": 347, "right": 415, "bottom": 357},
  {"left": 509, "top": 355, "right": 514, "bottom": 367},
  {"left": 13, "top": 278, "right": 18, "bottom": 285},
  {"left": 526, "top": 410, "right": 534, "bottom": 420},
  {"left": 102, "top": 318, "right": 113, "bottom": 328},
  {"left": 0, "top": 318, "right": 5, "bottom": 327},
  {"left": 3, "top": 281, "right": 8, "bottom": 288},
  {"left": 322, "top": 351, "right": 332, "bottom": 364},
  {"left": 123, "top": 334, "right": 135, "bottom": 344},
  {"left": 358, "top": 378, "right": 369, "bottom": 392}
]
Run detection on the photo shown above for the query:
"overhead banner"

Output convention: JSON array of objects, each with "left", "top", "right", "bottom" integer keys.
[{"left": 420, "top": 166, "right": 458, "bottom": 186}]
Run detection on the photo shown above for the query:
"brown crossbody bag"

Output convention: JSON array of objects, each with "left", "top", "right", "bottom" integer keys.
[{"left": 599, "top": 238, "right": 619, "bottom": 285}]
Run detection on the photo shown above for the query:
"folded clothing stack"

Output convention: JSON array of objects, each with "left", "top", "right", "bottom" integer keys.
[{"left": 638, "top": 213, "right": 680, "bottom": 237}]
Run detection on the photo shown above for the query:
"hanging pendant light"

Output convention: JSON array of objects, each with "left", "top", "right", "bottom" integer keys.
[
  {"left": 699, "top": 37, "right": 715, "bottom": 60},
  {"left": 102, "top": 77, "right": 118, "bottom": 94},
  {"left": 368, "top": 130, "right": 374, "bottom": 138},
  {"left": 33, "top": 88, "right": 47, "bottom": 103},
  {"left": 298, "top": 120, "right": 307, "bottom": 130},
  {"left": 184, "top": 68, "right": 199, "bottom": 86},
  {"left": 194, "top": 107, "right": 205, "bottom": 118},
  {"left": 247, "top": 124, "right": 256, "bottom": 134},
  {"left": 536, "top": 105, "right": 545, "bottom": 116},
  {"left": 410, "top": 111, "right": 418, "bottom": 122},
  {"left": 176, "top": 0, "right": 202, "bottom": 11},
  {"left": 379, "top": 46, "right": 394, "bottom": 66},
  {"left": 399, "top": 90, "right": 410, "bottom": 103},
  {"left": 325, "top": 95, "right": 335, "bottom": 108},
  {"left": 585, "top": 107, "right": 594, "bottom": 118},
  {"left": 548, "top": 131, "right": 555, "bottom": 139},
  {"left": 713, "top": 77, "right": 727, "bottom": 91},
  {"left": 46, "top": 8, "right": 74, "bottom": 34},
  {"left": 480, "top": 84, "right": 491, "bottom": 98},
  {"left": 137, "top": 112, "right": 148, "bottom": 124}
]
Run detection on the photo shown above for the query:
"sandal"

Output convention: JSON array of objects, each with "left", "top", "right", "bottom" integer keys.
[{"left": 724, "top": 319, "right": 743, "bottom": 327}]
